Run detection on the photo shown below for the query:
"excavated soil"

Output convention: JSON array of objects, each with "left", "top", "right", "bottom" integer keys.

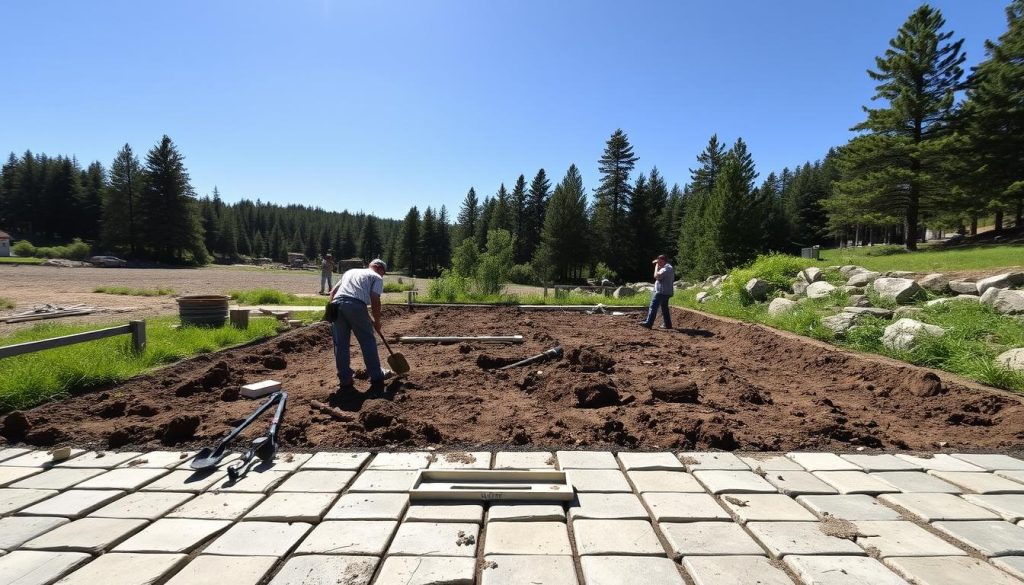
[{"left": 4, "top": 306, "right": 1024, "bottom": 452}]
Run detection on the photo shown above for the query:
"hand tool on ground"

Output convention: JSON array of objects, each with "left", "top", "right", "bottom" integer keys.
[
  {"left": 227, "top": 391, "right": 287, "bottom": 481},
  {"left": 496, "top": 346, "right": 564, "bottom": 371},
  {"left": 190, "top": 391, "right": 286, "bottom": 471},
  {"left": 376, "top": 327, "right": 411, "bottom": 374}
]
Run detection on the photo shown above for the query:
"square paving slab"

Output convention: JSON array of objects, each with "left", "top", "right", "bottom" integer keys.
[
  {"left": 54, "top": 552, "right": 187, "bottom": 585},
  {"left": 583, "top": 556, "right": 686, "bottom": 585},
  {"left": 746, "top": 521, "right": 865, "bottom": 558},
  {"left": 9, "top": 468, "right": 105, "bottom": 490},
  {"left": 950, "top": 454, "right": 1024, "bottom": 471},
  {"left": 872, "top": 471, "right": 961, "bottom": 493},
  {"left": 678, "top": 452, "right": 748, "bottom": 471},
  {"left": 0, "top": 516, "right": 69, "bottom": 550},
  {"left": 324, "top": 492, "right": 409, "bottom": 520},
  {"left": 347, "top": 470, "right": 418, "bottom": 492},
  {"left": 813, "top": 471, "right": 901, "bottom": 495},
  {"left": 56, "top": 451, "right": 143, "bottom": 469},
  {"left": 617, "top": 452, "right": 684, "bottom": 471},
  {"left": 879, "top": 493, "right": 1000, "bottom": 522},
  {"left": 894, "top": 454, "right": 985, "bottom": 472},
  {"left": 564, "top": 469, "right": 631, "bottom": 492},
  {"left": 267, "top": 554, "right": 378, "bottom": 585},
  {"left": 203, "top": 521, "right": 312, "bottom": 557},
  {"left": 0, "top": 465, "right": 43, "bottom": 487},
  {"left": 112, "top": 518, "right": 231, "bottom": 553},
  {"left": 163, "top": 555, "right": 278, "bottom": 585},
  {"left": 841, "top": 454, "right": 922, "bottom": 472},
  {"left": 299, "top": 451, "right": 370, "bottom": 470},
  {"left": 854, "top": 521, "right": 967, "bottom": 557},
  {"left": 962, "top": 494, "right": 1024, "bottom": 522},
  {"left": 797, "top": 494, "right": 903, "bottom": 521},
  {"left": 294, "top": 520, "right": 398, "bottom": 556},
  {"left": 493, "top": 452, "right": 557, "bottom": 470},
  {"left": 140, "top": 469, "right": 227, "bottom": 492},
  {"left": 21, "top": 517, "right": 148, "bottom": 553},
  {"left": 388, "top": 521, "right": 479, "bottom": 556},
  {"left": 626, "top": 470, "right": 704, "bottom": 493},
  {"left": 17, "top": 489, "right": 120, "bottom": 518},
  {"left": 569, "top": 492, "right": 648, "bottom": 520},
  {"left": 641, "top": 492, "right": 730, "bottom": 522},
  {"left": 660, "top": 521, "right": 765, "bottom": 557},
  {"left": 272, "top": 470, "right": 358, "bottom": 493},
  {"left": 764, "top": 471, "right": 838, "bottom": 496},
  {"left": 720, "top": 493, "right": 818, "bottom": 523},
  {"left": 483, "top": 521, "right": 570, "bottom": 556},
  {"left": 73, "top": 467, "right": 169, "bottom": 490},
  {"left": 88, "top": 490, "right": 192, "bottom": 520},
  {"left": 929, "top": 471, "right": 1024, "bottom": 494},
  {"left": 572, "top": 519, "right": 664, "bottom": 556},
  {"left": 480, "top": 555, "right": 577, "bottom": 585},
  {"left": 885, "top": 555, "right": 1023, "bottom": 585},
  {"left": 374, "top": 556, "right": 475, "bottom": 585},
  {"left": 428, "top": 452, "right": 492, "bottom": 469},
  {"left": 119, "top": 451, "right": 194, "bottom": 469},
  {"left": 367, "top": 452, "right": 432, "bottom": 470},
  {"left": 489, "top": 503, "right": 566, "bottom": 522},
  {"left": 243, "top": 492, "right": 336, "bottom": 522},
  {"left": 0, "top": 550, "right": 91, "bottom": 585},
  {"left": 209, "top": 470, "right": 289, "bottom": 493},
  {"left": 932, "top": 520, "right": 1024, "bottom": 557},
  {"left": 405, "top": 502, "right": 483, "bottom": 523},
  {"left": 2, "top": 449, "right": 85, "bottom": 467},
  {"left": 784, "top": 554, "right": 910, "bottom": 585},
  {"left": 693, "top": 470, "right": 776, "bottom": 494},
  {"left": 165, "top": 492, "right": 264, "bottom": 520},
  {"left": 787, "top": 452, "right": 860, "bottom": 471},
  {"left": 555, "top": 451, "right": 617, "bottom": 469},
  {"left": 684, "top": 555, "right": 793, "bottom": 585},
  {"left": 739, "top": 454, "right": 804, "bottom": 472}
]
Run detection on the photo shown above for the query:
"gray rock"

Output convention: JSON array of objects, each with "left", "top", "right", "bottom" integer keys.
[
  {"left": 843, "top": 306, "right": 893, "bottom": 318},
  {"left": 800, "top": 267, "right": 822, "bottom": 284},
  {"left": 949, "top": 280, "right": 979, "bottom": 295},
  {"left": 847, "top": 271, "right": 881, "bottom": 287},
  {"left": 806, "top": 281, "right": 837, "bottom": 299},
  {"left": 981, "top": 286, "right": 1001, "bottom": 306},
  {"left": 882, "top": 318, "right": 946, "bottom": 351},
  {"left": 926, "top": 295, "right": 982, "bottom": 307},
  {"left": 893, "top": 306, "right": 923, "bottom": 319},
  {"left": 612, "top": 286, "right": 636, "bottom": 299},
  {"left": 917, "top": 273, "right": 950, "bottom": 294},
  {"left": 695, "top": 292, "right": 710, "bottom": 303},
  {"left": 1009, "top": 272, "right": 1024, "bottom": 286},
  {"left": 674, "top": 280, "right": 691, "bottom": 291},
  {"left": 768, "top": 298, "right": 798, "bottom": 317},
  {"left": 792, "top": 280, "right": 809, "bottom": 295},
  {"left": 839, "top": 265, "right": 868, "bottom": 277},
  {"left": 745, "top": 278, "right": 770, "bottom": 301},
  {"left": 842, "top": 286, "right": 866, "bottom": 294},
  {"left": 978, "top": 273, "right": 1015, "bottom": 295},
  {"left": 847, "top": 295, "right": 871, "bottom": 308},
  {"left": 886, "top": 270, "right": 916, "bottom": 278},
  {"left": 991, "top": 289, "right": 1024, "bottom": 315},
  {"left": 996, "top": 348, "right": 1024, "bottom": 372},
  {"left": 822, "top": 313, "right": 859, "bottom": 336},
  {"left": 872, "top": 277, "right": 923, "bottom": 304}
]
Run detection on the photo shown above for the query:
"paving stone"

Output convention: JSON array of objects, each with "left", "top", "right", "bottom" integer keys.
[
  {"left": 388, "top": 521, "right": 479, "bottom": 556},
  {"left": 348, "top": 470, "right": 418, "bottom": 492},
  {"left": 374, "top": 556, "right": 475, "bottom": 585},
  {"left": 885, "top": 556, "right": 1023, "bottom": 585},
  {"left": 57, "top": 451, "right": 143, "bottom": 469},
  {"left": 997, "top": 470, "right": 1024, "bottom": 485},
  {"left": 584, "top": 556, "right": 686, "bottom": 585},
  {"left": 572, "top": 519, "right": 663, "bottom": 556},
  {"left": 428, "top": 451, "right": 492, "bottom": 469},
  {"left": 488, "top": 503, "right": 565, "bottom": 522},
  {"left": 0, "top": 550, "right": 91, "bottom": 585},
  {"left": 786, "top": 453, "right": 861, "bottom": 471},
  {"left": 684, "top": 555, "right": 793, "bottom": 585},
  {"left": 165, "top": 492, "right": 264, "bottom": 520},
  {"left": 873, "top": 471, "right": 961, "bottom": 493},
  {"left": 258, "top": 452, "right": 311, "bottom": 471},
  {"left": 555, "top": 451, "right": 617, "bottom": 469},
  {"left": 991, "top": 557, "right": 1024, "bottom": 581},
  {"left": 617, "top": 452, "right": 685, "bottom": 471},
  {"left": 294, "top": 520, "right": 398, "bottom": 555},
  {"left": 113, "top": 518, "right": 231, "bottom": 553},
  {"left": 569, "top": 493, "right": 647, "bottom": 520},
  {"left": 57, "top": 552, "right": 187, "bottom": 585},
  {"left": 841, "top": 454, "right": 922, "bottom": 472},
  {"left": 962, "top": 494, "right": 1024, "bottom": 522},
  {"left": 765, "top": 471, "right": 838, "bottom": 496},
  {"left": 0, "top": 447, "right": 31, "bottom": 462},
  {"left": 73, "top": 467, "right": 169, "bottom": 490},
  {"left": 693, "top": 470, "right": 776, "bottom": 494},
  {"left": 480, "top": 555, "right": 576, "bottom": 585},
  {"left": 747, "top": 521, "right": 865, "bottom": 558},
  {"left": 209, "top": 470, "right": 289, "bottom": 493},
  {"left": 493, "top": 451, "right": 557, "bottom": 469},
  {"left": 367, "top": 452, "right": 432, "bottom": 470},
  {"left": 405, "top": 502, "right": 483, "bottom": 523},
  {"left": 930, "top": 471, "right": 1024, "bottom": 494},
  {"left": 797, "top": 494, "right": 903, "bottom": 521},
  {"left": 267, "top": 555, "right": 377, "bottom": 585},
  {"left": 243, "top": 492, "right": 336, "bottom": 522},
  {"left": 324, "top": 492, "right": 409, "bottom": 520},
  {"left": 0, "top": 466, "right": 43, "bottom": 487},
  {"left": 950, "top": 454, "right": 1024, "bottom": 471},
  {"left": 855, "top": 520, "right": 966, "bottom": 557},
  {"left": 894, "top": 454, "right": 986, "bottom": 472},
  {"left": 300, "top": 451, "right": 371, "bottom": 470},
  {"left": 17, "top": 489, "right": 120, "bottom": 518},
  {"left": 163, "top": 555, "right": 278, "bottom": 585},
  {"left": 626, "top": 470, "right": 703, "bottom": 493},
  {"left": 739, "top": 455, "right": 804, "bottom": 472},
  {"left": 21, "top": 517, "right": 148, "bottom": 553},
  {"left": 203, "top": 520, "right": 312, "bottom": 556},
  {"left": 933, "top": 520, "right": 1024, "bottom": 557},
  {"left": 720, "top": 493, "right": 818, "bottom": 523},
  {"left": 678, "top": 452, "right": 748, "bottom": 471},
  {"left": 641, "top": 492, "right": 730, "bottom": 522},
  {"left": 813, "top": 471, "right": 901, "bottom": 495},
  {"left": 0, "top": 516, "right": 69, "bottom": 550},
  {"left": 484, "top": 521, "right": 570, "bottom": 555},
  {"left": 2, "top": 449, "right": 86, "bottom": 467},
  {"left": 140, "top": 469, "right": 227, "bottom": 492},
  {"left": 565, "top": 469, "right": 630, "bottom": 492},
  {"left": 89, "top": 490, "right": 192, "bottom": 520},
  {"left": 9, "top": 468, "right": 105, "bottom": 490},
  {"left": 119, "top": 451, "right": 194, "bottom": 469},
  {"left": 661, "top": 521, "right": 765, "bottom": 557},
  {"left": 879, "top": 493, "right": 1000, "bottom": 522},
  {"left": 784, "top": 555, "right": 909, "bottom": 585}
]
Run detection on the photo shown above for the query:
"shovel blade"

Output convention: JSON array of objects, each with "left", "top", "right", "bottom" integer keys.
[
  {"left": 388, "top": 352, "right": 411, "bottom": 375},
  {"left": 190, "top": 447, "right": 225, "bottom": 470}
]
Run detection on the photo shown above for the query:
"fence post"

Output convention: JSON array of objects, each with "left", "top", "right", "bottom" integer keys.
[
  {"left": 408, "top": 290, "right": 414, "bottom": 307},
  {"left": 230, "top": 309, "right": 249, "bottom": 329},
  {"left": 129, "top": 320, "right": 146, "bottom": 352}
]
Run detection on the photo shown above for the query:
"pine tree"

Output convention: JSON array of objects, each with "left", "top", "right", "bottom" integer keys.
[
  {"left": 690, "top": 135, "right": 727, "bottom": 194},
  {"left": 535, "top": 164, "right": 589, "bottom": 282},
  {"left": 43, "top": 157, "right": 83, "bottom": 241},
  {"left": 591, "top": 129, "right": 639, "bottom": 277},
  {"left": 510, "top": 175, "right": 529, "bottom": 263},
  {"left": 522, "top": 168, "right": 550, "bottom": 264},
  {"left": 251, "top": 230, "right": 266, "bottom": 257},
  {"left": 437, "top": 205, "right": 452, "bottom": 269},
  {"left": 359, "top": 215, "right": 383, "bottom": 260},
  {"left": 491, "top": 184, "right": 513, "bottom": 232},
  {"left": 456, "top": 187, "right": 479, "bottom": 244},
  {"left": 475, "top": 196, "right": 495, "bottom": 250},
  {"left": 678, "top": 135, "right": 727, "bottom": 276},
  {"left": 759, "top": 172, "right": 790, "bottom": 252},
  {"left": 139, "top": 135, "right": 208, "bottom": 263},
  {"left": 397, "top": 206, "right": 420, "bottom": 273},
  {"left": 420, "top": 206, "right": 438, "bottom": 274},
  {"left": 628, "top": 173, "right": 659, "bottom": 280},
  {"left": 664, "top": 183, "right": 684, "bottom": 250},
  {"left": 78, "top": 162, "right": 105, "bottom": 241}
]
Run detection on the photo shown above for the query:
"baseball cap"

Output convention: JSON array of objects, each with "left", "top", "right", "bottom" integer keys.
[{"left": 369, "top": 258, "right": 387, "bottom": 272}]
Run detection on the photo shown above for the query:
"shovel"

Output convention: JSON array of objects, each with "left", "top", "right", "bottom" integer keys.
[
  {"left": 376, "top": 327, "right": 410, "bottom": 375},
  {"left": 190, "top": 391, "right": 285, "bottom": 471}
]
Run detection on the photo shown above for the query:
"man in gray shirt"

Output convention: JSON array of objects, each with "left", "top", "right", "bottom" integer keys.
[
  {"left": 640, "top": 254, "right": 674, "bottom": 329},
  {"left": 327, "top": 258, "right": 392, "bottom": 389}
]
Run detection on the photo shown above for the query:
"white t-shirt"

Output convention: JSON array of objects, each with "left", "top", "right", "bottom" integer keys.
[{"left": 332, "top": 268, "right": 384, "bottom": 304}]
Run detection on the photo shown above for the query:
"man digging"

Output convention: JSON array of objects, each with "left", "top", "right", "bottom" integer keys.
[
  {"left": 327, "top": 258, "right": 394, "bottom": 390},
  {"left": 640, "top": 254, "right": 674, "bottom": 330}
]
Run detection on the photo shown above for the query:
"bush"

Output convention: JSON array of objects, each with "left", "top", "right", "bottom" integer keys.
[
  {"left": 427, "top": 270, "right": 472, "bottom": 302},
  {"left": 383, "top": 282, "right": 414, "bottom": 293},
  {"left": 593, "top": 262, "right": 617, "bottom": 282},
  {"left": 865, "top": 244, "right": 907, "bottom": 257},
  {"left": 508, "top": 263, "right": 539, "bottom": 285},
  {"left": 721, "top": 253, "right": 808, "bottom": 304},
  {"left": 14, "top": 238, "right": 91, "bottom": 260},
  {"left": 12, "top": 240, "right": 35, "bottom": 257}
]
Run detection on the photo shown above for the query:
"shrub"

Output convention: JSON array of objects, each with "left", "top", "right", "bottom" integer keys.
[
  {"left": 427, "top": 270, "right": 472, "bottom": 302},
  {"left": 12, "top": 240, "right": 35, "bottom": 256},
  {"left": 593, "top": 262, "right": 617, "bottom": 282},
  {"left": 865, "top": 244, "right": 907, "bottom": 257},
  {"left": 383, "top": 282, "right": 413, "bottom": 293},
  {"left": 722, "top": 253, "right": 808, "bottom": 304},
  {"left": 508, "top": 263, "right": 539, "bottom": 285}
]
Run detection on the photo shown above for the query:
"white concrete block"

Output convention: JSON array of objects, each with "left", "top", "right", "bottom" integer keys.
[
  {"left": 240, "top": 379, "right": 281, "bottom": 398},
  {"left": 855, "top": 520, "right": 967, "bottom": 557},
  {"left": 661, "top": 521, "right": 765, "bottom": 557}
]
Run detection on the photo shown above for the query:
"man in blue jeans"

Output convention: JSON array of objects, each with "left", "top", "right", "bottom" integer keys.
[
  {"left": 641, "top": 254, "right": 674, "bottom": 329},
  {"left": 327, "top": 258, "right": 393, "bottom": 390}
]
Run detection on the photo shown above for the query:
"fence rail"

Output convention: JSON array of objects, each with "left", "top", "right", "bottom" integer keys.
[{"left": 0, "top": 320, "right": 146, "bottom": 360}]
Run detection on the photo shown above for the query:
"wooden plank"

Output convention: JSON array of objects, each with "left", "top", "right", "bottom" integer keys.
[
  {"left": 3, "top": 310, "right": 94, "bottom": 323},
  {"left": 410, "top": 469, "right": 574, "bottom": 501},
  {"left": 0, "top": 324, "right": 131, "bottom": 359},
  {"left": 399, "top": 335, "right": 524, "bottom": 344}
]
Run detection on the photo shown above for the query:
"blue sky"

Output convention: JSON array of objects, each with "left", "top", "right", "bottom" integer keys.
[{"left": 0, "top": 1, "right": 1010, "bottom": 219}]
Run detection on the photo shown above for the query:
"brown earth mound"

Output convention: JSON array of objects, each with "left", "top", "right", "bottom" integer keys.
[{"left": 4, "top": 306, "right": 1024, "bottom": 452}]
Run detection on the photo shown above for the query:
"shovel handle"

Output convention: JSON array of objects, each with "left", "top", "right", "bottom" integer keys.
[{"left": 376, "top": 327, "right": 396, "bottom": 356}]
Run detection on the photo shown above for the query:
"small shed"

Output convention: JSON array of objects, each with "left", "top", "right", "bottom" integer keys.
[
  {"left": 338, "top": 257, "right": 365, "bottom": 272},
  {"left": 287, "top": 252, "right": 306, "bottom": 268},
  {"left": 0, "top": 230, "right": 10, "bottom": 257}
]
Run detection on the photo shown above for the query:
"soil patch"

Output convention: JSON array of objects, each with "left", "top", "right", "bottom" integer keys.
[{"left": 4, "top": 306, "right": 1024, "bottom": 451}]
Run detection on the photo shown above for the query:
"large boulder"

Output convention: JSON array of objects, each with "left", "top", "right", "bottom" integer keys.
[
  {"left": 612, "top": 286, "right": 636, "bottom": 299},
  {"left": 792, "top": 280, "right": 809, "bottom": 295},
  {"left": 847, "top": 294, "right": 871, "bottom": 308},
  {"left": 695, "top": 292, "right": 711, "bottom": 303},
  {"left": 822, "top": 312, "right": 858, "bottom": 336},
  {"left": 996, "top": 348, "right": 1024, "bottom": 372},
  {"left": 843, "top": 306, "right": 893, "bottom": 318},
  {"left": 806, "top": 281, "right": 837, "bottom": 299},
  {"left": 917, "top": 273, "right": 950, "bottom": 294},
  {"left": 977, "top": 273, "right": 1014, "bottom": 295},
  {"left": 948, "top": 280, "right": 979, "bottom": 295},
  {"left": 674, "top": 280, "right": 692, "bottom": 291},
  {"left": 882, "top": 318, "right": 946, "bottom": 351},
  {"left": 886, "top": 270, "right": 916, "bottom": 278},
  {"left": 926, "top": 295, "right": 982, "bottom": 307},
  {"left": 988, "top": 289, "right": 1024, "bottom": 315},
  {"left": 768, "top": 298, "right": 798, "bottom": 316},
  {"left": 839, "top": 265, "right": 868, "bottom": 277},
  {"left": 847, "top": 271, "right": 881, "bottom": 287},
  {"left": 745, "top": 278, "right": 771, "bottom": 301},
  {"left": 872, "top": 277, "right": 923, "bottom": 304},
  {"left": 799, "top": 267, "right": 822, "bottom": 284},
  {"left": 980, "top": 286, "right": 1001, "bottom": 306}
]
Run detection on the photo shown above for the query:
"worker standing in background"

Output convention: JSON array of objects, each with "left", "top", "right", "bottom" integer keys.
[
  {"left": 319, "top": 253, "right": 334, "bottom": 295},
  {"left": 640, "top": 254, "right": 674, "bottom": 330}
]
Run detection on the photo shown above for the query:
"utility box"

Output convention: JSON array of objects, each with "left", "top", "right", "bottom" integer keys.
[
  {"left": 801, "top": 247, "right": 820, "bottom": 260},
  {"left": 287, "top": 252, "right": 306, "bottom": 268}
]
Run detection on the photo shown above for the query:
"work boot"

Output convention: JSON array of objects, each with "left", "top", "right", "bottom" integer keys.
[{"left": 638, "top": 322, "right": 652, "bottom": 329}]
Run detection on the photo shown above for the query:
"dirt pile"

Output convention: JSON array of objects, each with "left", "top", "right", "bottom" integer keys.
[{"left": 4, "top": 306, "right": 1024, "bottom": 451}]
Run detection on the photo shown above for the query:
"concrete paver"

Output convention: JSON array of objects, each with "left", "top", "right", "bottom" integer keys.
[
  {"left": 112, "top": 518, "right": 231, "bottom": 553},
  {"left": 787, "top": 452, "right": 860, "bottom": 471},
  {"left": 294, "top": 520, "right": 398, "bottom": 556},
  {"left": 165, "top": 492, "right": 264, "bottom": 520},
  {"left": 493, "top": 451, "right": 557, "bottom": 470},
  {"left": 405, "top": 502, "right": 483, "bottom": 523},
  {"left": 484, "top": 521, "right": 570, "bottom": 555},
  {"left": 841, "top": 454, "right": 921, "bottom": 472},
  {"left": 569, "top": 493, "right": 648, "bottom": 520},
  {"left": 642, "top": 492, "right": 730, "bottom": 522},
  {"left": 0, "top": 516, "right": 69, "bottom": 550},
  {"left": 617, "top": 452, "right": 684, "bottom": 471},
  {"left": 73, "top": 467, "right": 169, "bottom": 490},
  {"left": 796, "top": 494, "right": 903, "bottom": 521},
  {"left": 203, "top": 521, "right": 312, "bottom": 557},
  {"left": 163, "top": 555, "right": 278, "bottom": 585},
  {"left": 932, "top": 520, "right": 1024, "bottom": 557},
  {"left": 0, "top": 465, "right": 43, "bottom": 487},
  {"left": 0, "top": 550, "right": 91, "bottom": 585},
  {"left": 583, "top": 556, "right": 686, "bottom": 585},
  {"left": 209, "top": 470, "right": 289, "bottom": 493},
  {"left": 556, "top": 451, "right": 617, "bottom": 469},
  {"left": 879, "top": 493, "right": 1000, "bottom": 522},
  {"left": 56, "top": 452, "right": 142, "bottom": 469},
  {"left": 489, "top": 503, "right": 565, "bottom": 522},
  {"left": 2, "top": 449, "right": 86, "bottom": 467},
  {"left": 746, "top": 521, "right": 865, "bottom": 558},
  {"left": 0, "top": 447, "right": 32, "bottom": 462},
  {"left": 54, "top": 552, "right": 187, "bottom": 585},
  {"left": 885, "top": 555, "right": 1023, "bottom": 585},
  {"left": 626, "top": 470, "right": 703, "bottom": 493},
  {"left": 265, "top": 470, "right": 355, "bottom": 493},
  {"left": 299, "top": 451, "right": 371, "bottom": 470},
  {"left": 324, "top": 492, "right": 409, "bottom": 520},
  {"left": 854, "top": 520, "right": 967, "bottom": 557},
  {"left": 962, "top": 494, "right": 1024, "bottom": 522},
  {"left": 660, "top": 521, "right": 765, "bottom": 557},
  {"left": 21, "top": 517, "right": 148, "bottom": 553},
  {"left": 89, "top": 491, "right": 192, "bottom": 520},
  {"left": 764, "top": 471, "right": 837, "bottom": 496},
  {"left": 17, "top": 489, "right": 121, "bottom": 518},
  {"left": 267, "top": 555, "right": 378, "bottom": 585},
  {"left": 678, "top": 452, "right": 748, "bottom": 471},
  {"left": 813, "top": 471, "right": 901, "bottom": 495},
  {"left": 929, "top": 471, "right": 1024, "bottom": 494},
  {"left": 784, "top": 555, "right": 909, "bottom": 585},
  {"left": 243, "top": 492, "right": 336, "bottom": 522},
  {"left": 950, "top": 454, "right": 1024, "bottom": 471},
  {"left": 997, "top": 470, "right": 1024, "bottom": 485},
  {"left": 894, "top": 454, "right": 986, "bottom": 472},
  {"left": 693, "top": 470, "right": 776, "bottom": 494},
  {"left": 572, "top": 519, "right": 663, "bottom": 556},
  {"left": 684, "top": 555, "right": 793, "bottom": 585},
  {"left": 565, "top": 469, "right": 631, "bottom": 492},
  {"left": 374, "top": 556, "right": 475, "bottom": 585},
  {"left": 140, "top": 469, "right": 226, "bottom": 492},
  {"left": 367, "top": 452, "right": 432, "bottom": 470},
  {"left": 480, "top": 555, "right": 577, "bottom": 585},
  {"left": 9, "top": 468, "right": 105, "bottom": 490},
  {"left": 428, "top": 452, "right": 492, "bottom": 469},
  {"left": 739, "top": 455, "right": 804, "bottom": 472},
  {"left": 259, "top": 453, "right": 311, "bottom": 472},
  {"left": 119, "top": 451, "right": 194, "bottom": 469},
  {"left": 347, "top": 470, "right": 418, "bottom": 492},
  {"left": 388, "top": 521, "right": 480, "bottom": 556},
  {"left": 720, "top": 493, "right": 818, "bottom": 523},
  {"left": 992, "top": 556, "right": 1024, "bottom": 581},
  {"left": 872, "top": 471, "right": 961, "bottom": 493}
]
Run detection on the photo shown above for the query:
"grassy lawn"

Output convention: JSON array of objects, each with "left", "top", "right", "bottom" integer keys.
[
  {"left": 819, "top": 243, "right": 1024, "bottom": 273},
  {"left": 0, "top": 298, "right": 14, "bottom": 310},
  {"left": 229, "top": 288, "right": 326, "bottom": 306},
  {"left": 0, "top": 257, "right": 45, "bottom": 265},
  {"left": 419, "top": 289, "right": 649, "bottom": 306},
  {"left": 94, "top": 286, "right": 176, "bottom": 296},
  {"left": 0, "top": 316, "right": 281, "bottom": 411}
]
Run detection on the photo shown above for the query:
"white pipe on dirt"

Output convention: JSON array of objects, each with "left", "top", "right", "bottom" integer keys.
[{"left": 399, "top": 335, "right": 525, "bottom": 344}]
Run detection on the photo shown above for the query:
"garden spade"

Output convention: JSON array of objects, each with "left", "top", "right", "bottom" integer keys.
[
  {"left": 376, "top": 328, "right": 410, "bottom": 375},
  {"left": 190, "top": 391, "right": 286, "bottom": 471}
]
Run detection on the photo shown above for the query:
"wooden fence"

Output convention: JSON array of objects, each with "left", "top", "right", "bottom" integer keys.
[{"left": 0, "top": 320, "right": 146, "bottom": 360}]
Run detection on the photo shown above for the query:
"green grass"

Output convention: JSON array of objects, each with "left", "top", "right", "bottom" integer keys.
[
  {"left": 0, "top": 316, "right": 281, "bottom": 411},
  {"left": 0, "top": 257, "right": 45, "bottom": 265},
  {"left": 819, "top": 243, "right": 1024, "bottom": 273},
  {"left": 228, "top": 288, "right": 326, "bottom": 306},
  {"left": 0, "top": 298, "right": 14, "bottom": 310},
  {"left": 384, "top": 282, "right": 414, "bottom": 293},
  {"left": 94, "top": 286, "right": 175, "bottom": 297}
]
